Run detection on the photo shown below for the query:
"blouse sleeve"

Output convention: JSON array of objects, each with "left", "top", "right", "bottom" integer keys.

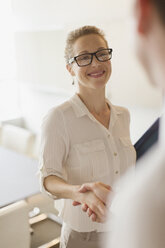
[{"left": 39, "top": 107, "right": 69, "bottom": 198}]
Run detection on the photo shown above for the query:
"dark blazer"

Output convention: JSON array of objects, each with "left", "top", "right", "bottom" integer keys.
[{"left": 134, "top": 118, "right": 160, "bottom": 161}]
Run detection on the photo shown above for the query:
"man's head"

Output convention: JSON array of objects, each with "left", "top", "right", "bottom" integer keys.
[
  {"left": 134, "top": 0, "right": 165, "bottom": 92},
  {"left": 151, "top": 0, "right": 165, "bottom": 26}
]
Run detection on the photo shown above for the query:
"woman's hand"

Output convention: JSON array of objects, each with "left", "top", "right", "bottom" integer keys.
[
  {"left": 73, "top": 182, "right": 112, "bottom": 223},
  {"left": 44, "top": 176, "right": 111, "bottom": 222},
  {"left": 79, "top": 182, "right": 111, "bottom": 204},
  {"left": 77, "top": 188, "right": 108, "bottom": 222}
]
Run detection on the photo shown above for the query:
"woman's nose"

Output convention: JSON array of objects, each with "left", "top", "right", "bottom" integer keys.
[{"left": 91, "top": 55, "right": 100, "bottom": 66}]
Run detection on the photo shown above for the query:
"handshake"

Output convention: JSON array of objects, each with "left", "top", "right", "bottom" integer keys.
[{"left": 72, "top": 182, "right": 112, "bottom": 223}]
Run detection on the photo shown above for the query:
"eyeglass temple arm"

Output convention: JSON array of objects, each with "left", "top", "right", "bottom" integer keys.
[{"left": 68, "top": 57, "right": 74, "bottom": 64}]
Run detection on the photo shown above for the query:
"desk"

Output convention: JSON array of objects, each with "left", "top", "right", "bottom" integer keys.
[{"left": 0, "top": 147, "right": 40, "bottom": 207}]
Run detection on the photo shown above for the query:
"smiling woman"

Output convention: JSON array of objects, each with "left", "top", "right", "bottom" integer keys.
[
  {"left": 66, "top": 33, "right": 112, "bottom": 91},
  {"left": 39, "top": 25, "right": 136, "bottom": 248}
]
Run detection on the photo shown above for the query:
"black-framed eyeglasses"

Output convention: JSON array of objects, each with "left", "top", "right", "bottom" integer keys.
[{"left": 68, "top": 48, "right": 113, "bottom": 67}]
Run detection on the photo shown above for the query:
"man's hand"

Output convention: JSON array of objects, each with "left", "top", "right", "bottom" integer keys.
[{"left": 73, "top": 182, "right": 112, "bottom": 222}]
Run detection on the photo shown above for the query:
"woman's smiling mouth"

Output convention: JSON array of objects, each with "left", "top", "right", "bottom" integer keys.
[{"left": 88, "top": 70, "right": 105, "bottom": 78}]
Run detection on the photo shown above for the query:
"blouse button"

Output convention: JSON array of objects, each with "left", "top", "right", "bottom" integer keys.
[
  {"left": 114, "top": 152, "right": 117, "bottom": 156},
  {"left": 115, "top": 170, "right": 119, "bottom": 174}
]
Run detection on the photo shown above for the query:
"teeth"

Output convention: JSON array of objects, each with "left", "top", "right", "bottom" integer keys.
[{"left": 90, "top": 71, "right": 104, "bottom": 76}]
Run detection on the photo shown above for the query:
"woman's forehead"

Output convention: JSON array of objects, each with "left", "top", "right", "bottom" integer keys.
[{"left": 73, "top": 34, "right": 107, "bottom": 55}]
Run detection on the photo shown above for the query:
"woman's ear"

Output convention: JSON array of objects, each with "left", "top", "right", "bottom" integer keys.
[{"left": 66, "top": 64, "right": 75, "bottom": 77}]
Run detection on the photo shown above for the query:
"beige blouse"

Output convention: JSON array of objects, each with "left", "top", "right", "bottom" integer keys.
[{"left": 39, "top": 94, "right": 136, "bottom": 232}]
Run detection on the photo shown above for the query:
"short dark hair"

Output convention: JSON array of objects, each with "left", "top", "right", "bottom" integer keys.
[{"left": 151, "top": 0, "right": 165, "bottom": 25}]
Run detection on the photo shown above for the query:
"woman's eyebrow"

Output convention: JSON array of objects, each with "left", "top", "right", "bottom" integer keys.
[
  {"left": 77, "top": 50, "right": 89, "bottom": 55},
  {"left": 77, "top": 47, "right": 106, "bottom": 55}
]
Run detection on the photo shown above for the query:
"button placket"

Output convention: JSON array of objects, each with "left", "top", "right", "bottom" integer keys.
[
  {"left": 113, "top": 154, "right": 120, "bottom": 179},
  {"left": 107, "top": 133, "right": 120, "bottom": 178}
]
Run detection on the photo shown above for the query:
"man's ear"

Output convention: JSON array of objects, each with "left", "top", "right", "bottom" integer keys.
[
  {"left": 135, "top": 0, "right": 152, "bottom": 34},
  {"left": 66, "top": 64, "right": 75, "bottom": 76}
]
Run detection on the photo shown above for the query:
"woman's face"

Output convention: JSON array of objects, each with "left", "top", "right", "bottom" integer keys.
[{"left": 67, "top": 34, "right": 112, "bottom": 91}]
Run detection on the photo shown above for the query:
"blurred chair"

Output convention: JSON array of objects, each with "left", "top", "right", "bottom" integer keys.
[
  {"left": 0, "top": 200, "right": 30, "bottom": 248},
  {"left": 0, "top": 124, "right": 35, "bottom": 157},
  {"left": 26, "top": 193, "right": 59, "bottom": 216},
  {"left": 30, "top": 212, "right": 61, "bottom": 248},
  {"left": 26, "top": 193, "right": 62, "bottom": 248}
]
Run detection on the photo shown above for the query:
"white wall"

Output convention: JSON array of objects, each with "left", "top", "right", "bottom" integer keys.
[
  {"left": 0, "top": 0, "right": 16, "bottom": 79},
  {"left": 12, "top": 0, "right": 132, "bottom": 30},
  {"left": 11, "top": 0, "right": 163, "bottom": 141},
  {"left": 15, "top": 30, "right": 71, "bottom": 90},
  {"left": 12, "top": 0, "right": 162, "bottom": 107}
]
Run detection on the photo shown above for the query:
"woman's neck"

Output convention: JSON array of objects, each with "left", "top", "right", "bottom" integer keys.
[{"left": 77, "top": 87, "right": 108, "bottom": 115}]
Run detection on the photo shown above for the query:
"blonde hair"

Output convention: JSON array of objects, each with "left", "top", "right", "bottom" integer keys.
[{"left": 64, "top": 25, "right": 108, "bottom": 64}]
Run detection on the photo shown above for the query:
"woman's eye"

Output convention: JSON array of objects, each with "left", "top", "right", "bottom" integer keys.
[
  {"left": 99, "top": 52, "right": 108, "bottom": 57},
  {"left": 81, "top": 55, "right": 90, "bottom": 60}
]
